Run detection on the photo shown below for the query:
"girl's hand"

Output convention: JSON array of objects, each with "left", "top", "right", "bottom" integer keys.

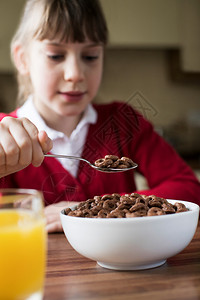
[
  {"left": 44, "top": 201, "right": 80, "bottom": 233},
  {"left": 0, "top": 116, "right": 52, "bottom": 178}
]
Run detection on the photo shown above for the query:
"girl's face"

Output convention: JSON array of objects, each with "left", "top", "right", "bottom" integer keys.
[{"left": 24, "top": 38, "right": 104, "bottom": 123}]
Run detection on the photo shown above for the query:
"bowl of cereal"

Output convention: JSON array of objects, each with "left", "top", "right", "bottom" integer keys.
[{"left": 60, "top": 193, "right": 199, "bottom": 270}]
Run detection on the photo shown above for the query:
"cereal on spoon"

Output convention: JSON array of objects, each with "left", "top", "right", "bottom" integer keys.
[{"left": 94, "top": 155, "right": 135, "bottom": 169}]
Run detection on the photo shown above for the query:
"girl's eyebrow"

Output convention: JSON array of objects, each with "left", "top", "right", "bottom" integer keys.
[
  {"left": 83, "top": 44, "right": 104, "bottom": 50},
  {"left": 83, "top": 41, "right": 104, "bottom": 46},
  {"left": 43, "top": 41, "right": 103, "bottom": 48},
  {"left": 43, "top": 41, "right": 65, "bottom": 47}
]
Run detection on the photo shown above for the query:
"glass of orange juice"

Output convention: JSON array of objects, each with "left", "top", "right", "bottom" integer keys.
[{"left": 0, "top": 188, "right": 46, "bottom": 300}]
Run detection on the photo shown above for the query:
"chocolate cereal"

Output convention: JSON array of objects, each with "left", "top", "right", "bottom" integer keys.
[
  {"left": 64, "top": 193, "right": 188, "bottom": 218},
  {"left": 94, "top": 155, "right": 135, "bottom": 169}
]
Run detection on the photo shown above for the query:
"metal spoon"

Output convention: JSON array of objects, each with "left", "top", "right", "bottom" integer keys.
[{"left": 44, "top": 154, "right": 138, "bottom": 173}]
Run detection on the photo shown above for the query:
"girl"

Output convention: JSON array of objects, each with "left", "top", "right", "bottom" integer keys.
[{"left": 0, "top": 0, "right": 199, "bottom": 232}]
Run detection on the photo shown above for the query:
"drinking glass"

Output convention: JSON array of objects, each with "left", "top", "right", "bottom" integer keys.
[{"left": 0, "top": 189, "right": 47, "bottom": 300}]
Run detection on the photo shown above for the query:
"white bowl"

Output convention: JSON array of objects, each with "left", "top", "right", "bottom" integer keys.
[{"left": 60, "top": 200, "right": 199, "bottom": 270}]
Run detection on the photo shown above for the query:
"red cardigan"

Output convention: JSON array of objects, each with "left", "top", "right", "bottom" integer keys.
[{"left": 0, "top": 102, "right": 200, "bottom": 205}]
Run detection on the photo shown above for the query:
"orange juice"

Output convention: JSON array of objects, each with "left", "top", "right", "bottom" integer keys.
[{"left": 0, "top": 209, "right": 46, "bottom": 300}]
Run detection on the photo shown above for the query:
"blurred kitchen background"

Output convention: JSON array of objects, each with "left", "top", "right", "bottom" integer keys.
[{"left": 0, "top": 0, "right": 200, "bottom": 183}]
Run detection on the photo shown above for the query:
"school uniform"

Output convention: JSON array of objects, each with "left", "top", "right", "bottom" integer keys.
[{"left": 0, "top": 97, "right": 199, "bottom": 205}]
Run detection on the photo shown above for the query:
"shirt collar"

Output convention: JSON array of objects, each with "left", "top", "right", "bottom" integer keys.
[{"left": 17, "top": 95, "right": 97, "bottom": 140}]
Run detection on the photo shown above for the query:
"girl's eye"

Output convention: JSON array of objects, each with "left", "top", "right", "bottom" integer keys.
[
  {"left": 83, "top": 55, "right": 99, "bottom": 62},
  {"left": 47, "top": 54, "right": 64, "bottom": 61}
]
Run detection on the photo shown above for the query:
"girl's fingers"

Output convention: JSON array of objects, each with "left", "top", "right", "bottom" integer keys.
[
  {"left": 46, "top": 221, "right": 63, "bottom": 233},
  {"left": 44, "top": 202, "right": 80, "bottom": 233},
  {"left": 21, "top": 118, "right": 44, "bottom": 166},
  {"left": 38, "top": 130, "right": 53, "bottom": 154},
  {"left": 21, "top": 120, "right": 53, "bottom": 166},
  {"left": 0, "top": 116, "right": 52, "bottom": 177},
  {"left": 0, "top": 119, "right": 21, "bottom": 166},
  {"left": 45, "top": 210, "right": 63, "bottom": 233},
  {"left": 0, "top": 143, "right": 6, "bottom": 167},
  {"left": 0, "top": 116, "right": 52, "bottom": 170},
  {"left": 2, "top": 117, "right": 34, "bottom": 167}
]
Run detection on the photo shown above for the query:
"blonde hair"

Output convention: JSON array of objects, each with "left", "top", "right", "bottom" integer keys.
[{"left": 11, "top": 0, "right": 108, "bottom": 105}]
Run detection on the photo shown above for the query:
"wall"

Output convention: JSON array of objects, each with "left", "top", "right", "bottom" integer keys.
[
  {"left": 0, "top": 73, "right": 17, "bottom": 113},
  {"left": 97, "top": 49, "right": 200, "bottom": 128}
]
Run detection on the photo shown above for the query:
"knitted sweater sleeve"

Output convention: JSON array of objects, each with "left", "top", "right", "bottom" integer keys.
[{"left": 131, "top": 111, "right": 200, "bottom": 204}]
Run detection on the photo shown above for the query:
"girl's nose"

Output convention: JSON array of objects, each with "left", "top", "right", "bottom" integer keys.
[{"left": 63, "top": 56, "right": 84, "bottom": 83}]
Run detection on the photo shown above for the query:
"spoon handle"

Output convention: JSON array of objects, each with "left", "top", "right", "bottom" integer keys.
[{"left": 44, "top": 154, "right": 91, "bottom": 165}]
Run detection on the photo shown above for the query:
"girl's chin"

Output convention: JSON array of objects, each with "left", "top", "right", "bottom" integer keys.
[
  {"left": 48, "top": 99, "right": 89, "bottom": 117},
  {"left": 61, "top": 102, "right": 89, "bottom": 115},
  {"left": 57, "top": 107, "right": 85, "bottom": 118}
]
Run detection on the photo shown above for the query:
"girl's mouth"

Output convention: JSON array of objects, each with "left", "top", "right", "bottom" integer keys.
[{"left": 58, "top": 91, "right": 86, "bottom": 102}]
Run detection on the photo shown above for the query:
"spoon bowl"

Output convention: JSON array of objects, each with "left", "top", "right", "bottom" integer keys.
[{"left": 44, "top": 154, "right": 138, "bottom": 173}]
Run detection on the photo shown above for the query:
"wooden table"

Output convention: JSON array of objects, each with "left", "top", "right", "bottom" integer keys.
[{"left": 44, "top": 224, "right": 200, "bottom": 300}]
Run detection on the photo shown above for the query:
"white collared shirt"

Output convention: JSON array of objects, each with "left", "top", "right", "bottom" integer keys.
[{"left": 17, "top": 96, "right": 97, "bottom": 177}]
